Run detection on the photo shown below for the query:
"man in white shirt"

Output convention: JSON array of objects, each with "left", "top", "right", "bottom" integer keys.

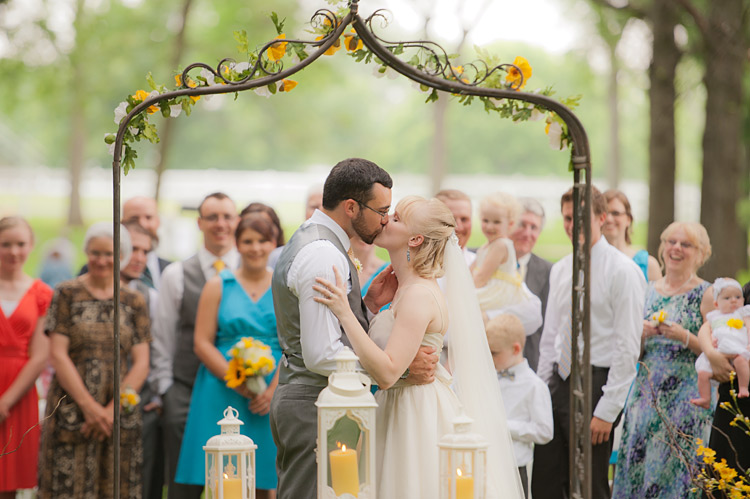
[
  {"left": 122, "top": 196, "right": 170, "bottom": 289},
  {"left": 152, "top": 192, "right": 240, "bottom": 499},
  {"left": 511, "top": 197, "right": 553, "bottom": 371},
  {"left": 532, "top": 186, "right": 646, "bottom": 499},
  {"left": 270, "top": 159, "right": 438, "bottom": 499}
]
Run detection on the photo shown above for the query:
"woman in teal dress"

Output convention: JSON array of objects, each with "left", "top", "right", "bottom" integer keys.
[
  {"left": 612, "top": 222, "right": 715, "bottom": 498},
  {"left": 176, "top": 215, "right": 281, "bottom": 498}
]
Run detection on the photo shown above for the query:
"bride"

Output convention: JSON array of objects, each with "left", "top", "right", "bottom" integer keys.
[{"left": 314, "top": 195, "right": 523, "bottom": 499}]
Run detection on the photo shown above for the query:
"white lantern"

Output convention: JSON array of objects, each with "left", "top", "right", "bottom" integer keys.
[
  {"left": 439, "top": 413, "right": 488, "bottom": 499},
  {"left": 204, "top": 406, "right": 257, "bottom": 499},
  {"left": 316, "top": 347, "right": 378, "bottom": 498}
]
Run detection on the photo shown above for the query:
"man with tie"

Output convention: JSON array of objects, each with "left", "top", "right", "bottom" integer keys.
[
  {"left": 532, "top": 186, "right": 645, "bottom": 499},
  {"left": 122, "top": 196, "right": 171, "bottom": 289},
  {"left": 510, "top": 197, "right": 553, "bottom": 372},
  {"left": 152, "top": 192, "right": 240, "bottom": 499}
]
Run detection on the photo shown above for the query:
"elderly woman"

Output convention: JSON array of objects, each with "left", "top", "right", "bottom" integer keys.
[
  {"left": 603, "top": 189, "right": 661, "bottom": 282},
  {"left": 38, "top": 222, "right": 150, "bottom": 499},
  {"left": 612, "top": 222, "right": 715, "bottom": 498}
]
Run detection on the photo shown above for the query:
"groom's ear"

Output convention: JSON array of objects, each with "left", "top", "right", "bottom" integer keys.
[
  {"left": 408, "top": 235, "right": 424, "bottom": 247},
  {"left": 342, "top": 199, "right": 359, "bottom": 218}
]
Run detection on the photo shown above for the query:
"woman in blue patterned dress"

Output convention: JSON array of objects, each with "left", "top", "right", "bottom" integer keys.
[
  {"left": 176, "top": 215, "right": 281, "bottom": 499},
  {"left": 612, "top": 222, "right": 715, "bottom": 498}
]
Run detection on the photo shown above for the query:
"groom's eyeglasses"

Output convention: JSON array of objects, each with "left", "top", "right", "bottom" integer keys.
[{"left": 354, "top": 200, "right": 390, "bottom": 221}]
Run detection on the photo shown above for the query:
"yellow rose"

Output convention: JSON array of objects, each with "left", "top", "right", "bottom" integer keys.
[
  {"left": 343, "top": 29, "right": 363, "bottom": 52},
  {"left": 316, "top": 35, "right": 341, "bottom": 56},
  {"left": 280, "top": 79, "right": 298, "bottom": 92},
  {"left": 131, "top": 89, "right": 159, "bottom": 114}
]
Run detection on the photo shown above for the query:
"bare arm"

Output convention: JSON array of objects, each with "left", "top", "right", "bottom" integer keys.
[
  {"left": 193, "top": 277, "right": 227, "bottom": 381},
  {"left": 0, "top": 320, "right": 50, "bottom": 423},
  {"left": 122, "top": 342, "right": 149, "bottom": 393},
  {"left": 472, "top": 241, "right": 508, "bottom": 288},
  {"left": 316, "top": 268, "right": 435, "bottom": 389},
  {"left": 698, "top": 322, "right": 733, "bottom": 382}
]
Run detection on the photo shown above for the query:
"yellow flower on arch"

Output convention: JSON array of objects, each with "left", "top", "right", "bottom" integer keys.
[
  {"left": 505, "top": 56, "right": 532, "bottom": 90},
  {"left": 280, "top": 79, "right": 298, "bottom": 92},
  {"left": 267, "top": 34, "right": 288, "bottom": 63},
  {"left": 132, "top": 89, "right": 159, "bottom": 114},
  {"left": 316, "top": 35, "right": 341, "bottom": 56},
  {"left": 344, "top": 29, "right": 363, "bottom": 52}
]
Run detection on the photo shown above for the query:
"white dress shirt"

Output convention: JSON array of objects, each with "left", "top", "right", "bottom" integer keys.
[
  {"left": 286, "top": 210, "right": 355, "bottom": 377},
  {"left": 150, "top": 246, "right": 239, "bottom": 395},
  {"left": 498, "top": 359, "right": 554, "bottom": 466},
  {"left": 537, "top": 235, "right": 646, "bottom": 423}
]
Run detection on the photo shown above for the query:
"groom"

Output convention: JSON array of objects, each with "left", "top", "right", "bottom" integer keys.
[{"left": 270, "top": 158, "right": 439, "bottom": 499}]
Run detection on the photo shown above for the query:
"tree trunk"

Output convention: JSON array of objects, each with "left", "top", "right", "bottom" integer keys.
[
  {"left": 607, "top": 40, "right": 621, "bottom": 189},
  {"left": 154, "top": 0, "right": 193, "bottom": 201},
  {"left": 646, "top": 1, "right": 680, "bottom": 256},
  {"left": 699, "top": 0, "right": 746, "bottom": 280},
  {"left": 66, "top": 0, "right": 86, "bottom": 227}
]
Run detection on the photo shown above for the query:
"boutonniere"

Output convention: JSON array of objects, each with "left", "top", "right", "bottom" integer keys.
[
  {"left": 727, "top": 318, "right": 744, "bottom": 329},
  {"left": 352, "top": 257, "right": 362, "bottom": 274}
]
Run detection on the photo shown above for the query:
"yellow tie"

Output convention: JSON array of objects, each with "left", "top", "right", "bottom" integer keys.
[{"left": 213, "top": 259, "right": 225, "bottom": 272}]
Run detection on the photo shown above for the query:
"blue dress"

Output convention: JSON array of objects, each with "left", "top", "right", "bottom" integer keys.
[
  {"left": 175, "top": 270, "right": 281, "bottom": 490},
  {"left": 632, "top": 249, "right": 650, "bottom": 281}
]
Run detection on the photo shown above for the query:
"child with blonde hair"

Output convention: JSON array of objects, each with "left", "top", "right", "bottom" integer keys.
[
  {"left": 691, "top": 277, "right": 750, "bottom": 408},
  {"left": 486, "top": 313, "right": 553, "bottom": 498},
  {"left": 471, "top": 192, "right": 529, "bottom": 315}
]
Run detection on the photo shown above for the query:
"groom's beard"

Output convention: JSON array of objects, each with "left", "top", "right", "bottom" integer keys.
[{"left": 352, "top": 212, "right": 382, "bottom": 245}]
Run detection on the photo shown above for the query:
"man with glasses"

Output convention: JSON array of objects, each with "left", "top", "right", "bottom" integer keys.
[
  {"left": 152, "top": 192, "right": 239, "bottom": 499},
  {"left": 270, "top": 158, "right": 438, "bottom": 499}
]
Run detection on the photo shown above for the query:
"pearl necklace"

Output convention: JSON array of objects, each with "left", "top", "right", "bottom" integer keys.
[{"left": 661, "top": 273, "right": 695, "bottom": 296}]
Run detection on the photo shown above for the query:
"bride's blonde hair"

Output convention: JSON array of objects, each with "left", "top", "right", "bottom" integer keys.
[{"left": 397, "top": 195, "right": 456, "bottom": 279}]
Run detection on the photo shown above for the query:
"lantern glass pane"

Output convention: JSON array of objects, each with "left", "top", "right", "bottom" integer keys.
[
  {"left": 206, "top": 452, "right": 218, "bottom": 499},
  {"left": 326, "top": 411, "right": 368, "bottom": 496}
]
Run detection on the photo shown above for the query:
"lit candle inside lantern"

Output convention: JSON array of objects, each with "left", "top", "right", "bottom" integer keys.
[
  {"left": 329, "top": 443, "right": 359, "bottom": 497},
  {"left": 455, "top": 468, "right": 474, "bottom": 499},
  {"left": 222, "top": 473, "right": 242, "bottom": 499}
]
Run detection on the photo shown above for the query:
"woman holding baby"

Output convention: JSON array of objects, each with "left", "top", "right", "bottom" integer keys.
[{"left": 612, "top": 222, "right": 715, "bottom": 499}]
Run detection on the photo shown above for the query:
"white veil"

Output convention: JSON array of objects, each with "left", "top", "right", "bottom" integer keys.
[{"left": 444, "top": 235, "right": 525, "bottom": 499}]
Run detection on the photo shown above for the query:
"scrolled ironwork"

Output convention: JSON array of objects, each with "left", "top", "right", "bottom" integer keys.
[
  {"left": 110, "top": 1, "right": 593, "bottom": 497},
  {"left": 361, "top": 9, "right": 524, "bottom": 90}
]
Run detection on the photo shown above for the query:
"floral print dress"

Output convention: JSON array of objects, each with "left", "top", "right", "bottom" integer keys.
[
  {"left": 612, "top": 282, "right": 713, "bottom": 499},
  {"left": 38, "top": 280, "right": 150, "bottom": 499}
]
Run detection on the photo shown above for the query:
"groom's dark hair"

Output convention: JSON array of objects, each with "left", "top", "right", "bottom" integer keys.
[{"left": 322, "top": 158, "right": 393, "bottom": 210}]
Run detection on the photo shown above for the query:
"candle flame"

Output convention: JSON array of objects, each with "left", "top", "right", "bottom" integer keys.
[
  {"left": 342, "top": 444, "right": 347, "bottom": 452},
  {"left": 456, "top": 468, "right": 463, "bottom": 477},
  {"left": 223, "top": 473, "right": 229, "bottom": 479}
]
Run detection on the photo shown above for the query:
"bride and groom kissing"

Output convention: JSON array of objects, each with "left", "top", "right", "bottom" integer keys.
[{"left": 269, "top": 158, "right": 523, "bottom": 499}]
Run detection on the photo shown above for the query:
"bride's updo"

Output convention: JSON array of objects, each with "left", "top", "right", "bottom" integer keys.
[{"left": 398, "top": 195, "right": 457, "bottom": 279}]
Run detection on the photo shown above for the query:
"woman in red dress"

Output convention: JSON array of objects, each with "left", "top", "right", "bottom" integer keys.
[{"left": 0, "top": 217, "right": 52, "bottom": 497}]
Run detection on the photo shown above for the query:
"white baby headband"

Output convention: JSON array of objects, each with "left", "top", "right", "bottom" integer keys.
[{"left": 713, "top": 277, "right": 742, "bottom": 301}]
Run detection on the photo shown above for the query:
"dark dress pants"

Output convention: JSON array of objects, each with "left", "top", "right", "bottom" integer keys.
[
  {"left": 531, "top": 365, "right": 618, "bottom": 499},
  {"left": 141, "top": 401, "right": 165, "bottom": 499},
  {"left": 270, "top": 383, "right": 324, "bottom": 499},
  {"left": 163, "top": 381, "right": 203, "bottom": 499}
]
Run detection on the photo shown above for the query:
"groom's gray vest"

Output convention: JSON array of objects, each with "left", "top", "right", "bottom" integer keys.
[{"left": 272, "top": 223, "right": 369, "bottom": 387}]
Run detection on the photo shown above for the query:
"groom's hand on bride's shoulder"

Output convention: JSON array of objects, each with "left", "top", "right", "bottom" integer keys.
[
  {"left": 404, "top": 346, "right": 439, "bottom": 385},
  {"left": 364, "top": 264, "right": 398, "bottom": 313}
]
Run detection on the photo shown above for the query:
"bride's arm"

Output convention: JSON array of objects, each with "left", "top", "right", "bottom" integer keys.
[{"left": 315, "top": 268, "right": 432, "bottom": 389}]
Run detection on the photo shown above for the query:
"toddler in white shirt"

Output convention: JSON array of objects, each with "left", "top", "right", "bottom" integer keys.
[{"left": 487, "top": 313, "right": 553, "bottom": 498}]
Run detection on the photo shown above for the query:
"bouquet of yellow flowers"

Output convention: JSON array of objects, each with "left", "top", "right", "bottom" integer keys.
[
  {"left": 224, "top": 337, "right": 276, "bottom": 395},
  {"left": 649, "top": 309, "right": 672, "bottom": 328},
  {"left": 120, "top": 386, "right": 140, "bottom": 413}
]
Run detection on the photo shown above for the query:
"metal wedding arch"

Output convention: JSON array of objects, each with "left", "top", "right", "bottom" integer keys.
[{"left": 109, "top": 1, "right": 593, "bottom": 497}]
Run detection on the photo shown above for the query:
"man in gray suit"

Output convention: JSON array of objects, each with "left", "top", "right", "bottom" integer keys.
[
  {"left": 270, "top": 159, "right": 438, "bottom": 499},
  {"left": 510, "top": 197, "right": 553, "bottom": 372},
  {"left": 152, "top": 192, "right": 240, "bottom": 499}
]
